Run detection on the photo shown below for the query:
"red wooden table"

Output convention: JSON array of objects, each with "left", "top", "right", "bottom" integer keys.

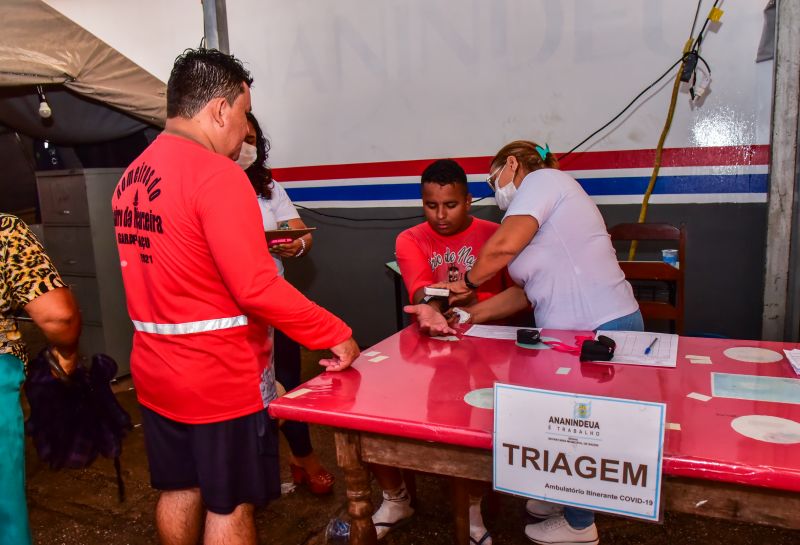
[{"left": 270, "top": 326, "right": 800, "bottom": 543}]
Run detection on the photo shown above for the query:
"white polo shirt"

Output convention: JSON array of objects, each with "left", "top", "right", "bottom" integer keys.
[{"left": 504, "top": 169, "right": 638, "bottom": 330}]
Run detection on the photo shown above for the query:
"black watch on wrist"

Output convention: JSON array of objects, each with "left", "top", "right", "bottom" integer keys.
[{"left": 464, "top": 269, "right": 480, "bottom": 290}]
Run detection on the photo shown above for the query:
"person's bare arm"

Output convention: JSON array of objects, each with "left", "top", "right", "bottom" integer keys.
[
  {"left": 459, "top": 286, "right": 530, "bottom": 324},
  {"left": 24, "top": 287, "right": 81, "bottom": 374},
  {"left": 433, "top": 215, "right": 539, "bottom": 304}
]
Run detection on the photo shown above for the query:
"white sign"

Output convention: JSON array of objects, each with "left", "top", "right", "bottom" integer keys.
[{"left": 493, "top": 384, "right": 666, "bottom": 521}]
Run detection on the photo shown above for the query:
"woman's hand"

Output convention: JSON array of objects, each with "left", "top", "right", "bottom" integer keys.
[
  {"left": 429, "top": 280, "right": 475, "bottom": 306},
  {"left": 270, "top": 238, "right": 306, "bottom": 258},
  {"left": 444, "top": 307, "right": 473, "bottom": 326},
  {"left": 404, "top": 304, "right": 457, "bottom": 337}
]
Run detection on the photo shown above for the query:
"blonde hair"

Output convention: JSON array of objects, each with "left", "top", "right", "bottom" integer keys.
[{"left": 490, "top": 140, "right": 559, "bottom": 175}]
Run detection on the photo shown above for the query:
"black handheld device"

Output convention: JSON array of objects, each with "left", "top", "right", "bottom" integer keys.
[{"left": 516, "top": 329, "right": 542, "bottom": 345}]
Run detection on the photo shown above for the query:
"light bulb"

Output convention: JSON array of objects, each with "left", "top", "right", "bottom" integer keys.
[{"left": 38, "top": 100, "right": 52, "bottom": 118}]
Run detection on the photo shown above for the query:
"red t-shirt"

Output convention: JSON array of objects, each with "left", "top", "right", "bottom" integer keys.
[
  {"left": 112, "top": 134, "right": 351, "bottom": 424},
  {"left": 395, "top": 217, "right": 512, "bottom": 302}
]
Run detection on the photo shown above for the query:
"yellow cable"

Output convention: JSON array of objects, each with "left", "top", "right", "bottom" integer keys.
[{"left": 628, "top": 38, "right": 694, "bottom": 260}]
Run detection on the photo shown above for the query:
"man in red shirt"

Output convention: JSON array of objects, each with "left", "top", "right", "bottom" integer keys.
[
  {"left": 398, "top": 159, "right": 511, "bottom": 336},
  {"left": 112, "top": 49, "right": 358, "bottom": 545},
  {"left": 369, "top": 160, "right": 511, "bottom": 544}
]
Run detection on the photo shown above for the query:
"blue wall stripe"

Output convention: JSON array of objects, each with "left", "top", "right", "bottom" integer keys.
[{"left": 284, "top": 174, "right": 768, "bottom": 202}]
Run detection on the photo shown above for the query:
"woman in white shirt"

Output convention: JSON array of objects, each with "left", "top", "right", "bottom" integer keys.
[
  {"left": 436, "top": 140, "right": 642, "bottom": 545},
  {"left": 239, "top": 113, "right": 334, "bottom": 495}
]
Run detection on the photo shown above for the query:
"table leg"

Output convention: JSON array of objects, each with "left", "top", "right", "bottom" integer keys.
[
  {"left": 451, "top": 477, "right": 470, "bottom": 545},
  {"left": 335, "top": 430, "right": 377, "bottom": 545}
]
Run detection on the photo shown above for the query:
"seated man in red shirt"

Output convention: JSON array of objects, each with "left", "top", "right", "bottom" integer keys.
[
  {"left": 370, "top": 159, "right": 513, "bottom": 544},
  {"left": 398, "top": 159, "right": 513, "bottom": 336}
]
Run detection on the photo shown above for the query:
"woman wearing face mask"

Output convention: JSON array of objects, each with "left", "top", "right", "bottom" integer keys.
[
  {"left": 239, "top": 113, "right": 335, "bottom": 495},
  {"left": 434, "top": 140, "right": 641, "bottom": 545}
]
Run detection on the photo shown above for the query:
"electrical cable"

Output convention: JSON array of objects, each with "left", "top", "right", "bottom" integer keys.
[
  {"left": 628, "top": 1, "right": 722, "bottom": 259},
  {"left": 558, "top": 54, "right": 691, "bottom": 164},
  {"left": 689, "top": 0, "right": 705, "bottom": 41},
  {"left": 692, "top": 0, "right": 722, "bottom": 53},
  {"left": 294, "top": 195, "right": 493, "bottom": 222},
  {"left": 294, "top": 203, "right": 423, "bottom": 222}
]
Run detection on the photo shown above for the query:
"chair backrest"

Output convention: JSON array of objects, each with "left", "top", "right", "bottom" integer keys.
[{"left": 608, "top": 222, "right": 685, "bottom": 334}]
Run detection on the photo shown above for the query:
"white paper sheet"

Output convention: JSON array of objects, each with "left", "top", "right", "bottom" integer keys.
[
  {"left": 368, "top": 355, "right": 389, "bottom": 363},
  {"left": 783, "top": 349, "right": 800, "bottom": 376},
  {"left": 686, "top": 355, "right": 712, "bottom": 365},
  {"left": 595, "top": 331, "right": 679, "bottom": 368},
  {"left": 463, "top": 325, "right": 538, "bottom": 340}
]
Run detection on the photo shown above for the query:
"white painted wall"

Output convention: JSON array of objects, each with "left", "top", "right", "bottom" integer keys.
[
  {"left": 45, "top": 1, "right": 772, "bottom": 169},
  {"left": 44, "top": 0, "right": 203, "bottom": 83},
  {"left": 226, "top": 0, "right": 772, "bottom": 167}
]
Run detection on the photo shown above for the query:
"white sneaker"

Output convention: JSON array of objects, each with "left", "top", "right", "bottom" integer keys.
[
  {"left": 372, "top": 485, "right": 414, "bottom": 540},
  {"left": 525, "top": 498, "right": 565, "bottom": 519},
  {"left": 525, "top": 515, "right": 599, "bottom": 545}
]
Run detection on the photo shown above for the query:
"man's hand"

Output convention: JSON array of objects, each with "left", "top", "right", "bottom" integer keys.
[
  {"left": 430, "top": 280, "right": 474, "bottom": 306},
  {"left": 404, "top": 304, "right": 457, "bottom": 337},
  {"left": 319, "top": 337, "right": 360, "bottom": 372}
]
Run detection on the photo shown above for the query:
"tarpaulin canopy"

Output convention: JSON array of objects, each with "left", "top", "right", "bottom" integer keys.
[{"left": 0, "top": 0, "right": 166, "bottom": 127}]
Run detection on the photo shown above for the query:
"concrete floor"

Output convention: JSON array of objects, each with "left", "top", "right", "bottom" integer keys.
[{"left": 20, "top": 346, "right": 800, "bottom": 544}]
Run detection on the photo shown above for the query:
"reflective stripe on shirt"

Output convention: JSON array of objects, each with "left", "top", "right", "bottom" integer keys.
[{"left": 132, "top": 315, "right": 248, "bottom": 335}]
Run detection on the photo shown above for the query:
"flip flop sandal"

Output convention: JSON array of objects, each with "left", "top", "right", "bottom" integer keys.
[
  {"left": 374, "top": 513, "right": 414, "bottom": 539},
  {"left": 470, "top": 530, "right": 492, "bottom": 545}
]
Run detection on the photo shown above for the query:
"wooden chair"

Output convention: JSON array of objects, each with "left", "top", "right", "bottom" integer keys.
[{"left": 608, "top": 222, "right": 686, "bottom": 334}]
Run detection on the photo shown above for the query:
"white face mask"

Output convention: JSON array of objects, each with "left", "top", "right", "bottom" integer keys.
[
  {"left": 236, "top": 142, "right": 258, "bottom": 170},
  {"left": 494, "top": 170, "right": 517, "bottom": 210}
]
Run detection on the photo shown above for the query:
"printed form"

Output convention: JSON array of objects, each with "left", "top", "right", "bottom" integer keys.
[{"left": 596, "top": 331, "right": 679, "bottom": 368}]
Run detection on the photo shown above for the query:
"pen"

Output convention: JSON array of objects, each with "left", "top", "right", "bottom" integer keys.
[{"left": 644, "top": 337, "right": 658, "bottom": 355}]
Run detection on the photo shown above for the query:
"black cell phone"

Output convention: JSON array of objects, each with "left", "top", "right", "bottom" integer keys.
[{"left": 516, "top": 328, "right": 541, "bottom": 345}]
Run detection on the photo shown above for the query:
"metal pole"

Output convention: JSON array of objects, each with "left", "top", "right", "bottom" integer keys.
[
  {"left": 762, "top": 0, "right": 800, "bottom": 341},
  {"left": 202, "top": 0, "right": 229, "bottom": 53}
]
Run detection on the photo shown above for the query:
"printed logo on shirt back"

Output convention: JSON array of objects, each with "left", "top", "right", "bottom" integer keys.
[{"left": 112, "top": 162, "right": 165, "bottom": 266}]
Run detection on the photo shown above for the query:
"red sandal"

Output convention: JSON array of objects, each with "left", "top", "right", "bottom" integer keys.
[{"left": 290, "top": 463, "right": 335, "bottom": 495}]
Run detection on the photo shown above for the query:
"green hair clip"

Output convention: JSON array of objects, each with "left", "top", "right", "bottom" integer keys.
[{"left": 535, "top": 143, "right": 550, "bottom": 161}]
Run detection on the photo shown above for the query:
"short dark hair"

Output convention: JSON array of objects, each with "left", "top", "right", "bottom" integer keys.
[
  {"left": 245, "top": 112, "right": 274, "bottom": 200},
  {"left": 167, "top": 48, "right": 253, "bottom": 118},
  {"left": 420, "top": 159, "right": 468, "bottom": 192}
]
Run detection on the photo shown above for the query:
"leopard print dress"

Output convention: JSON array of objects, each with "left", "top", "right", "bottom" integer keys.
[{"left": 0, "top": 214, "right": 66, "bottom": 365}]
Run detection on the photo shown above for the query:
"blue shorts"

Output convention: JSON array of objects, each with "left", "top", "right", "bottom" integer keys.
[{"left": 140, "top": 406, "right": 280, "bottom": 514}]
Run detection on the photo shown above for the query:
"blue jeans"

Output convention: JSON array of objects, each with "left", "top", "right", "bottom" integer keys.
[
  {"left": 0, "top": 354, "right": 31, "bottom": 545},
  {"left": 563, "top": 309, "right": 644, "bottom": 530},
  {"left": 597, "top": 309, "right": 644, "bottom": 332}
]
